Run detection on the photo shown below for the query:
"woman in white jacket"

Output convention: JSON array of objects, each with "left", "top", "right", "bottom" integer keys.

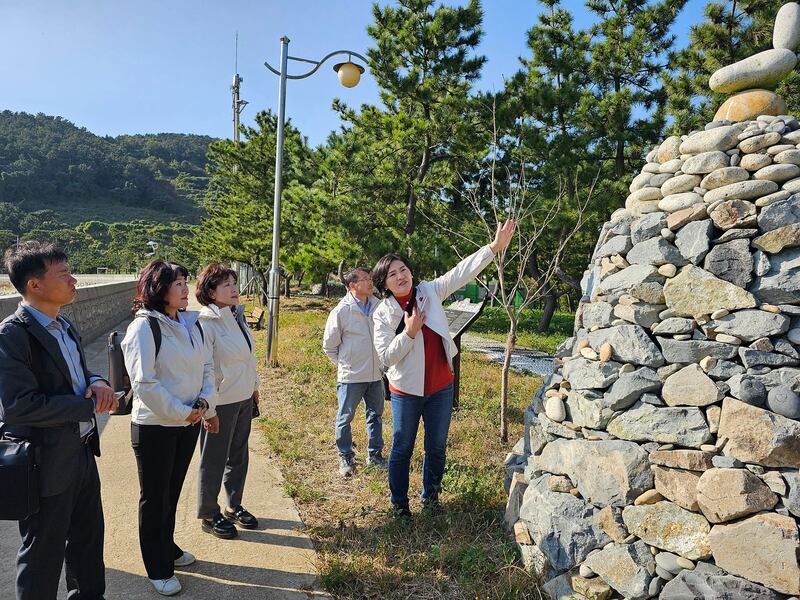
[
  {"left": 195, "top": 263, "right": 260, "bottom": 539},
  {"left": 371, "top": 220, "right": 515, "bottom": 516},
  {"left": 121, "top": 260, "right": 215, "bottom": 597}
]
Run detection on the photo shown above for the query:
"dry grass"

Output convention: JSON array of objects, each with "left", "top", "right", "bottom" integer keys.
[{"left": 251, "top": 296, "right": 545, "bottom": 599}]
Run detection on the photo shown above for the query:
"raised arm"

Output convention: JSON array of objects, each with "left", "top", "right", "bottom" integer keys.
[{"left": 430, "top": 220, "right": 515, "bottom": 301}]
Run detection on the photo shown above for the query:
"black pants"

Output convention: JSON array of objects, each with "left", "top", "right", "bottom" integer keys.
[
  {"left": 16, "top": 443, "right": 105, "bottom": 600},
  {"left": 131, "top": 422, "right": 200, "bottom": 580}
]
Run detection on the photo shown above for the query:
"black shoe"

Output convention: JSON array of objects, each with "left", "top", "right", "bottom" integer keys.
[
  {"left": 224, "top": 505, "right": 259, "bottom": 529},
  {"left": 391, "top": 504, "right": 412, "bottom": 518},
  {"left": 421, "top": 497, "right": 442, "bottom": 514},
  {"left": 201, "top": 513, "right": 238, "bottom": 539}
]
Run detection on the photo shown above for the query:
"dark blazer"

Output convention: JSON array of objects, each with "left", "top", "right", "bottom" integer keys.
[{"left": 0, "top": 306, "right": 102, "bottom": 497}]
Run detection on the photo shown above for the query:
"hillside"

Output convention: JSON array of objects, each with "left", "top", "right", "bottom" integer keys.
[{"left": 0, "top": 111, "right": 214, "bottom": 225}]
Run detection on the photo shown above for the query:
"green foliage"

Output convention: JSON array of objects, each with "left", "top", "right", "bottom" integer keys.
[{"left": 0, "top": 111, "right": 211, "bottom": 224}]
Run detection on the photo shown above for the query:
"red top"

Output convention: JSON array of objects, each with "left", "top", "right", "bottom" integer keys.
[{"left": 389, "top": 292, "right": 454, "bottom": 397}]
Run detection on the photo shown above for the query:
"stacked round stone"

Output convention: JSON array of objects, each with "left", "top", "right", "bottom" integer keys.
[
  {"left": 504, "top": 114, "right": 800, "bottom": 600},
  {"left": 712, "top": 2, "right": 800, "bottom": 122}
]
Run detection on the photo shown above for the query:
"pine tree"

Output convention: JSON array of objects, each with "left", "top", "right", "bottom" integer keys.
[
  {"left": 332, "top": 0, "right": 486, "bottom": 252},
  {"left": 586, "top": 0, "right": 689, "bottom": 178}
]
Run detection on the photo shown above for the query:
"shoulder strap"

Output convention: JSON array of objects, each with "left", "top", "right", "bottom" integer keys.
[
  {"left": 147, "top": 316, "right": 162, "bottom": 358},
  {"left": 195, "top": 320, "right": 205, "bottom": 344},
  {"left": 233, "top": 308, "right": 252, "bottom": 351}
]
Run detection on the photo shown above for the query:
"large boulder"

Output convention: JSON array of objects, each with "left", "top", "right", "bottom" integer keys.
[
  {"left": 584, "top": 541, "right": 655, "bottom": 600},
  {"left": 664, "top": 265, "right": 756, "bottom": 316},
  {"left": 717, "top": 397, "right": 800, "bottom": 468},
  {"left": 530, "top": 439, "right": 653, "bottom": 508},
  {"left": 708, "top": 512, "right": 800, "bottom": 595},
  {"left": 696, "top": 468, "right": 778, "bottom": 523},
  {"left": 607, "top": 402, "right": 712, "bottom": 448},
  {"left": 660, "top": 562, "right": 782, "bottom": 600},
  {"left": 519, "top": 474, "right": 610, "bottom": 574},
  {"left": 622, "top": 501, "right": 712, "bottom": 560}
]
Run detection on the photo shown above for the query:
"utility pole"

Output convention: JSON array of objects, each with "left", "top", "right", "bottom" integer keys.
[{"left": 232, "top": 33, "right": 248, "bottom": 143}]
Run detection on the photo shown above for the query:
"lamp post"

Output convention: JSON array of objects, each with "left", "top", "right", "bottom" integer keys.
[{"left": 263, "top": 38, "right": 367, "bottom": 367}]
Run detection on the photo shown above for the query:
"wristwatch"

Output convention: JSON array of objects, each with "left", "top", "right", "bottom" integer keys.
[{"left": 193, "top": 398, "right": 209, "bottom": 411}]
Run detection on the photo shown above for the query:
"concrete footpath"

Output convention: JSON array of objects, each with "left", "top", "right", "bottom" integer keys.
[{"left": 0, "top": 316, "right": 328, "bottom": 599}]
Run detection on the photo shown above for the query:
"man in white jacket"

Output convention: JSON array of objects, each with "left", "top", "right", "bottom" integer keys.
[{"left": 322, "top": 267, "right": 385, "bottom": 477}]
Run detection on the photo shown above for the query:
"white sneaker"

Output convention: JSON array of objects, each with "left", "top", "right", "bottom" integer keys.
[
  {"left": 150, "top": 576, "right": 182, "bottom": 596},
  {"left": 174, "top": 550, "right": 196, "bottom": 567}
]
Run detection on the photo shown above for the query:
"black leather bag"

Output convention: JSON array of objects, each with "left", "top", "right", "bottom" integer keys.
[{"left": 0, "top": 426, "right": 39, "bottom": 520}]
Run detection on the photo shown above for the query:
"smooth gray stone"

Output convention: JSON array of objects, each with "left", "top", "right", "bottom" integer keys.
[
  {"left": 659, "top": 566, "right": 782, "bottom": 599},
  {"left": 597, "top": 234, "right": 632, "bottom": 258},
  {"left": 783, "top": 470, "right": 800, "bottom": 518},
  {"left": 588, "top": 325, "right": 665, "bottom": 368},
  {"left": 641, "top": 393, "right": 664, "bottom": 406},
  {"left": 603, "top": 367, "right": 662, "bottom": 410},
  {"left": 712, "top": 455, "right": 743, "bottom": 468},
  {"left": 675, "top": 219, "right": 712, "bottom": 265},
  {"left": 739, "top": 347, "right": 800, "bottom": 369},
  {"left": 774, "top": 338, "right": 800, "bottom": 358},
  {"left": 627, "top": 237, "right": 688, "bottom": 267},
  {"left": 658, "top": 338, "right": 739, "bottom": 363},
  {"left": 711, "top": 228, "right": 758, "bottom": 244},
  {"left": 766, "top": 384, "right": 800, "bottom": 419},
  {"left": 607, "top": 402, "right": 712, "bottom": 447},
  {"left": 563, "top": 357, "right": 622, "bottom": 390},
  {"left": 711, "top": 309, "right": 790, "bottom": 342},
  {"left": 758, "top": 194, "right": 800, "bottom": 232},
  {"left": 519, "top": 474, "right": 610, "bottom": 573},
  {"left": 750, "top": 247, "right": 800, "bottom": 305},
  {"left": 653, "top": 317, "right": 695, "bottom": 335},
  {"left": 704, "top": 239, "right": 753, "bottom": 288},
  {"left": 707, "top": 359, "right": 745, "bottom": 380},
  {"left": 582, "top": 301, "right": 614, "bottom": 329},
  {"left": 631, "top": 211, "right": 667, "bottom": 245},
  {"left": 726, "top": 374, "right": 767, "bottom": 406}
]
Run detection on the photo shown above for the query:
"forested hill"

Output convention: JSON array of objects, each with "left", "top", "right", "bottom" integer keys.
[{"left": 0, "top": 111, "right": 215, "bottom": 224}]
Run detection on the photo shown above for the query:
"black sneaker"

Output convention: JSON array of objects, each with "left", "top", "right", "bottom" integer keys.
[
  {"left": 391, "top": 504, "right": 412, "bottom": 518},
  {"left": 201, "top": 513, "right": 237, "bottom": 539},
  {"left": 224, "top": 505, "right": 258, "bottom": 529}
]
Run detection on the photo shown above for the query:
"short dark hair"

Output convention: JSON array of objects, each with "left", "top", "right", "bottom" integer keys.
[
  {"left": 4, "top": 240, "right": 69, "bottom": 295},
  {"left": 342, "top": 267, "right": 370, "bottom": 289},
  {"left": 372, "top": 253, "right": 414, "bottom": 298},
  {"left": 132, "top": 260, "right": 190, "bottom": 314},
  {"left": 195, "top": 262, "right": 238, "bottom": 306}
]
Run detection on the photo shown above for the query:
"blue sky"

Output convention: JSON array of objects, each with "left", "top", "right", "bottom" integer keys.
[{"left": 0, "top": 0, "right": 706, "bottom": 147}]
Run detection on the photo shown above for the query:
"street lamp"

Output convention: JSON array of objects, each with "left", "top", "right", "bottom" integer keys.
[{"left": 263, "top": 37, "right": 367, "bottom": 367}]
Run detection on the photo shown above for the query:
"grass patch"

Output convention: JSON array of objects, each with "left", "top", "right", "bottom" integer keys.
[
  {"left": 470, "top": 306, "right": 575, "bottom": 354},
  {"left": 254, "top": 296, "right": 544, "bottom": 599}
]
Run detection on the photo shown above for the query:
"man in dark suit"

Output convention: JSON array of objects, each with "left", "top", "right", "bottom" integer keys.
[{"left": 0, "top": 241, "right": 117, "bottom": 600}]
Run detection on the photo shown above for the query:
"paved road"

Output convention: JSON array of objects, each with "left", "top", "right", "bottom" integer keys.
[{"left": 0, "top": 314, "right": 327, "bottom": 599}]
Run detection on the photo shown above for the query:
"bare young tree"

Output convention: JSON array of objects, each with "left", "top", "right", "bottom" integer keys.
[{"left": 424, "top": 109, "right": 595, "bottom": 441}]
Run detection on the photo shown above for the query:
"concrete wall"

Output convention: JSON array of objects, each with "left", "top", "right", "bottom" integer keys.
[{"left": 0, "top": 280, "right": 137, "bottom": 341}]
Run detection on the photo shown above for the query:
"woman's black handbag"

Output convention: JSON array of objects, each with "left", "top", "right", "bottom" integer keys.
[{"left": 0, "top": 426, "right": 39, "bottom": 520}]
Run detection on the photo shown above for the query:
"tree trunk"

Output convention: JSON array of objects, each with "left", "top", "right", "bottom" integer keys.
[
  {"left": 337, "top": 260, "right": 345, "bottom": 283},
  {"left": 500, "top": 313, "right": 517, "bottom": 443},
  {"left": 283, "top": 274, "right": 292, "bottom": 298},
  {"left": 256, "top": 268, "right": 269, "bottom": 305},
  {"left": 320, "top": 273, "right": 329, "bottom": 297},
  {"left": 538, "top": 292, "right": 558, "bottom": 334},
  {"left": 297, "top": 271, "right": 305, "bottom": 288}
]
